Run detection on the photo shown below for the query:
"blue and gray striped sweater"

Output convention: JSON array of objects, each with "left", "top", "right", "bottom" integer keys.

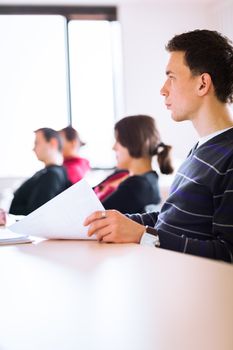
[{"left": 129, "top": 128, "right": 233, "bottom": 262}]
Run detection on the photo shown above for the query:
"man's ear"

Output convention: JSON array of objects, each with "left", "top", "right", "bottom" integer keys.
[
  {"left": 197, "top": 73, "right": 212, "bottom": 96},
  {"left": 50, "top": 137, "right": 59, "bottom": 149}
]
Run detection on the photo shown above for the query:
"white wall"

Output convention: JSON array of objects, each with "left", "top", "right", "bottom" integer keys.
[{"left": 211, "top": 0, "right": 233, "bottom": 38}]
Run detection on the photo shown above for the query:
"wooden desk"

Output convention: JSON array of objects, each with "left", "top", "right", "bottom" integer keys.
[{"left": 0, "top": 240, "right": 233, "bottom": 350}]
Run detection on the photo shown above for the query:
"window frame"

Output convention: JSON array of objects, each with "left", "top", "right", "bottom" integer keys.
[
  {"left": 0, "top": 5, "right": 117, "bottom": 20},
  {"left": 0, "top": 5, "right": 117, "bottom": 125}
]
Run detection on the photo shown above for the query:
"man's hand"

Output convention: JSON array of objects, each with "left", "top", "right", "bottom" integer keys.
[
  {"left": 0, "top": 209, "right": 6, "bottom": 226},
  {"left": 84, "top": 209, "right": 145, "bottom": 243}
]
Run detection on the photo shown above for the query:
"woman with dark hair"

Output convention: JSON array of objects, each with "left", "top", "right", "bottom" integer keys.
[{"left": 98, "top": 115, "right": 174, "bottom": 214}]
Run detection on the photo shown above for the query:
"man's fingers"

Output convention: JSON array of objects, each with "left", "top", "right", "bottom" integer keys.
[
  {"left": 83, "top": 210, "right": 107, "bottom": 226},
  {"left": 84, "top": 209, "right": 122, "bottom": 238},
  {"left": 95, "top": 226, "right": 112, "bottom": 241},
  {"left": 87, "top": 217, "right": 110, "bottom": 237},
  {"left": 101, "top": 233, "right": 115, "bottom": 243}
]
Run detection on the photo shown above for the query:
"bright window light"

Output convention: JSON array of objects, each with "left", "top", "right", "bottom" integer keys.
[
  {"left": 0, "top": 15, "right": 68, "bottom": 176},
  {"left": 69, "top": 20, "right": 119, "bottom": 168}
]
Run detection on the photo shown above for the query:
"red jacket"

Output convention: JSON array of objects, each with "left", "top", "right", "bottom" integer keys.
[{"left": 63, "top": 156, "right": 90, "bottom": 184}]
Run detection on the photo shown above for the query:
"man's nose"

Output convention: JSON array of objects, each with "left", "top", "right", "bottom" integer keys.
[
  {"left": 160, "top": 84, "right": 167, "bottom": 96},
  {"left": 160, "top": 80, "right": 169, "bottom": 96}
]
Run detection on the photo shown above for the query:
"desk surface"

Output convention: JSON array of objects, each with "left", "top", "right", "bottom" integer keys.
[{"left": 0, "top": 240, "right": 233, "bottom": 350}]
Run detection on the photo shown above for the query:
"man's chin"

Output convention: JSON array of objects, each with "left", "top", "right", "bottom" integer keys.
[
  {"left": 171, "top": 114, "right": 179, "bottom": 121},
  {"left": 171, "top": 113, "right": 185, "bottom": 122}
]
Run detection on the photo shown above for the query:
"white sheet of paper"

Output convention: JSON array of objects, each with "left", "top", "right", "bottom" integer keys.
[
  {"left": 9, "top": 179, "right": 105, "bottom": 240},
  {"left": 0, "top": 227, "right": 32, "bottom": 245}
]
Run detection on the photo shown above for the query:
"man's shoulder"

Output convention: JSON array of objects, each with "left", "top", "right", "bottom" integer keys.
[
  {"left": 46, "top": 164, "right": 65, "bottom": 171},
  {"left": 196, "top": 131, "right": 233, "bottom": 164},
  {"left": 33, "top": 165, "right": 70, "bottom": 187},
  {"left": 34, "top": 165, "right": 66, "bottom": 179},
  {"left": 46, "top": 165, "right": 68, "bottom": 177},
  {"left": 201, "top": 127, "right": 233, "bottom": 150}
]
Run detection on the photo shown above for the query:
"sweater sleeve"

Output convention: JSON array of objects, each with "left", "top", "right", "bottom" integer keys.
[
  {"left": 127, "top": 210, "right": 233, "bottom": 262},
  {"left": 156, "top": 230, "right": 232, "bottom": 262},
  {"left": 126, "top": 212, "right": 159, "bottom": 226}
]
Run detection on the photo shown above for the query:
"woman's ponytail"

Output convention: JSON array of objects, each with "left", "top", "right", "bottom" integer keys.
[{"left": 154, "top": 142, "right": 174, "bottom": 174}]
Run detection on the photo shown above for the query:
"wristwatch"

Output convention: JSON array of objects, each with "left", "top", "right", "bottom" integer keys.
[{"left": 140, "top": 225, "right": 160, "bottom": 247}]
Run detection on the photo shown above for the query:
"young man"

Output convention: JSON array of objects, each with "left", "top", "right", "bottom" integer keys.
[
  {"left": 9, "top": 128, "right": 70, "bottom": 215},
  {"left": 84, "top": 29, "right": 233, "bottom": 263}
]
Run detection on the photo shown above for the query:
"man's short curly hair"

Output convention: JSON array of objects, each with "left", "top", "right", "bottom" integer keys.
[{"left": 166, "top": 29, "right": 233, "bottom": 103}]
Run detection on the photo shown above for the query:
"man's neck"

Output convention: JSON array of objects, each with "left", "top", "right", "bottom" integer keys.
[
  {"left": 192, "top": 100, "right": 233, "bottom": 137},
  {"left": 44, "top": 153, "right": 63, "bottom": 167}
]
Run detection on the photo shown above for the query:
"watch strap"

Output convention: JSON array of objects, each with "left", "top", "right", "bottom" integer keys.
[{"left": 140, "top": 226, "right": 160, "bottom": 247}]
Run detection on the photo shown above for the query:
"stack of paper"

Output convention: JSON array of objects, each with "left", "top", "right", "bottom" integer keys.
[
  {"left": 0, "top": 227, "right": 32, "bottom": 245},
  {"left": 9, "top": 179, "right": 104, "bottom": 240}
]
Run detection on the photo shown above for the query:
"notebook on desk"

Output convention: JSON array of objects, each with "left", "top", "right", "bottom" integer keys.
[{"left": 0, "top": 227, "right": 32, "bottom": 245}]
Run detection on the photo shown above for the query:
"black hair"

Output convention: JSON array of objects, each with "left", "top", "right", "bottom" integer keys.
[{"left": 166, "top": 29, "right": 233, "bottom": 103}]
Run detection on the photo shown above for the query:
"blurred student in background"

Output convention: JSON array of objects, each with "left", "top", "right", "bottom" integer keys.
[
  {"left": 9, "top": 128, "right": 70, "bottom": 216},
  {"left": 96, "top": 115, "right": 173, "bottom": 214},
  {"left": 59, "top": 126, "right": 90, "bottom": 184}
]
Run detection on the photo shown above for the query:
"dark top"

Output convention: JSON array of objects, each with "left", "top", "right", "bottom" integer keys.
[
  {"left": 128, "top": 128, "right": 233, "bottom": 263},
  {"left": 102, "top": 171, "right": 161, "bottom": 214},
  {"left": 9, "top": 165, "right": 71, "bottom": 215}
]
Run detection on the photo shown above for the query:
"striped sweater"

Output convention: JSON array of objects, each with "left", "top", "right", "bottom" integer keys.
[{"left": 128, "top": 128, "right": 233, "bottom": 262}]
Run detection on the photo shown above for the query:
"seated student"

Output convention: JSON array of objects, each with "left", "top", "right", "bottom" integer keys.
[
  {"left": 85, "top": 29, "right": 233, "bottom": 263},
  {"left": 9, "top": 128, "right": 70, "bottom": 216},
  {"left": 59, "top": 126, "right": 90, "bottom": 184},
  {"left": 99, "top": 115, "right": 174, "bottom": 214}
]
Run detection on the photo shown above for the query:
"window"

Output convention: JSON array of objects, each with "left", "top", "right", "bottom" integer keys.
[
  {"left": 0, "top": 6, "right": 121, "bottom": 176},
  {"left": 0, "top": 15, "right": 68, "bottom": 175},
  {"left": 69, "top": 20, "right": 122, "bottom": 167}
]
